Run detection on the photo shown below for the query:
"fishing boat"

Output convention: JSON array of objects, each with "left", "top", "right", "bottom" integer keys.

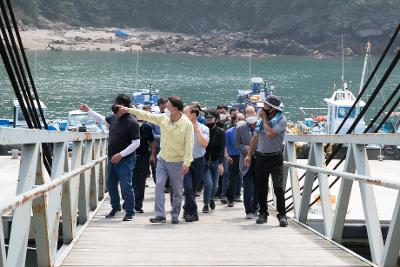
[
  {"left": 131, "top": 83, "right": 160, "bottom": 113},
  {"left": 233, "top": 77, "right": 273, "bottom": 110},
  {"left": 292, "top": 41, "right": 400, "bottom": 160}
]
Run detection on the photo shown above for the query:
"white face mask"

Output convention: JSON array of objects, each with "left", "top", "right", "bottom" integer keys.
[
  {"left": 164, "top": 108, "right": 171, "bottom": 117},
  {"left": 246, "top": 116, "right": 258, "bottom": 124},
  {"left": 138, "top": 122, "right": 143, "bottom": 127},
  {"left": 219, "top": 114, "right": 227, "bottom": 121}
]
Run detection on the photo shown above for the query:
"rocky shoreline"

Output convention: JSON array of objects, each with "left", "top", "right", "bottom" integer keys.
[{"left": 19, "top": 20, "right": 362, "bottom": 58}]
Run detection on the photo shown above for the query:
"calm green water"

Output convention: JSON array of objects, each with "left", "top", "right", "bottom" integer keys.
[{"left": 0, "top": 51, "right": 399, "bottom": 122}]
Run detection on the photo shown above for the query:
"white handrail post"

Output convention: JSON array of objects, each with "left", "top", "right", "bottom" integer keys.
[
  {"left": 6, "top": 144, "right": 39, "bottom": 267},
  {"left": 298, "top": 144, "right": 315, "bottom": 223},
  {"left": 286, "top": 141, "right": 301, "bottom": 218},
  {"left": 98, "top": 138, "right": 107, "bottom": 200},
  {"left": 353, "top": 144, "right": 384, "bottom": 264},
  {"left": 78, "top": 140, "right": 93, "bottom": 224},
  {"left": 61, "top": 141, "right": 82, "bottom": 244},
  {"left": 380, "top": 192, "right": 400, "bottom": 267},
  {"left": 0, "top": 219, "right": 6, "bottom": 267},
  {"left": 314, "top": 143, "right": 333, "bottom": 237},
  {"left": 90, "top": 139, "right": 100, "bottom": 211},
  {"left": 330, "top": 145, "right": 356, "bottom": 241}
]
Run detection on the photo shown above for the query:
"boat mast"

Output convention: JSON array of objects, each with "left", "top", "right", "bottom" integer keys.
[
  {"left": 134, "top": 49, "right": 139, "bottom": 89},
  {"left": 341, "top": 33, "right": 345, "bottom": 84},
  {"left": 359, "top": 41, "right": 371, "bottom": 94},
  {"left": 249, "top": 48, "right": 252, "bottom": 87}
]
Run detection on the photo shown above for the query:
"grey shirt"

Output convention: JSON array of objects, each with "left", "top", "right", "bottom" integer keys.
[
  {"left": 255, "top": 116, "right": 287, "bottom": 153},
  {"left": 235, "top": 122, "right": 255, "bottom": 177}
]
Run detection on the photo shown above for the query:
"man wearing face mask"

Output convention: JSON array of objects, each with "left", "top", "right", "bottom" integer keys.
[
  {"left": 132, "top": 105, "right": 156, "bottom": 213},
  {"left": 244, "top": 95, "right": 288, "bottom": 226},
  {"left": 216, "top": 104, "right": 229, "bottom": 130},
  {"left": 79, "top": 94, "right": 140, "bottom": 221},
  {"left": 225, "top": 113, "right": 244, "bottom": 207},
  {"left": 203, "top": 109, "right": 225, "bottom": 213},
  {"left": 235, "top": 106, "right": 259, "bottom": 219},
  {"left": 182, "top": 105, "right": 209, "bottom": 222},
  {"left": 117, "top": 96, "right": 194, "bottom": 224}
]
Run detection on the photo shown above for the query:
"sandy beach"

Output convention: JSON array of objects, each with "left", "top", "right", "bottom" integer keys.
[{"left": 20, "top": 27, "right": 186, "bottom": 52}]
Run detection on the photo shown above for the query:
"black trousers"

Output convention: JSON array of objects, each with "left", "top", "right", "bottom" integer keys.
[
  {"left": 183, "top": 157, "right": 205, "bottom": 216},
  {"left": 254, "top": 152, "right": 286, "bottom": 217},
  {"left": 226, "top": 155, "right": 240, "bottom": 202},
  {"left": 133, "top": 154, "right": 150, "bottom": 210}
]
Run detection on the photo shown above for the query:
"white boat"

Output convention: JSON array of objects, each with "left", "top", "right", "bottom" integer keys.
[{"left": 131, "top": 83, "right": 160, "bottom": 113}]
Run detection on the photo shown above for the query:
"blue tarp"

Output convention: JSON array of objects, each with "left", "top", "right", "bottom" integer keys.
[{"left": 115, "top": 30, "right": 129, "bottom": 38}]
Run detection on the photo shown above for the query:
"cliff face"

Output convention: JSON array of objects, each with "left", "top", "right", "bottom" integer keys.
[{"left": 13, "top": 0, "right": 400, "bottom": 55}]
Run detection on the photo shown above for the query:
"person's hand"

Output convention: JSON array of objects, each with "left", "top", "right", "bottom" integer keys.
[
  {"left": 150, "top": 155, "right": 156, "bottom": 164},
  {"left": 181, "top": 165, "right": 190, "bottom": 175},
  {"left": 244, "top": 155, "right": 252, "bottom": 167},
  {"left": 193, "top": 123, "right": 200, "bottom": 132},
  {"left": 79, "top": 103, "right": 90, "bottom": 112},
  {"left": 227, "top": 157, "right": 233, "bottom": 165},
  {"left": 111, "top": 153, "right": 122, "bottom": 164},
  {"left": 218, "top": 163, "right": 224, "bottom": 176},
  {"left": 113, "top": 105, "right": 129, "bottom": 117},
  {"left": 259, "top": 109, "right": 267, "bottom": 122}
]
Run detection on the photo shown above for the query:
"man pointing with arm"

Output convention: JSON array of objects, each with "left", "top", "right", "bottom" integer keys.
[
  {"left": 80, "top": 94, "right": 140, "bottom": 221},
  {"left": 118, "top": 96, "right": 194, "bottom": 224}
]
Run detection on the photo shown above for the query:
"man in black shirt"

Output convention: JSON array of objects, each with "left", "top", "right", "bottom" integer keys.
[
  {"left": 133, "top": 106, "right": 156, "bottom": 213},
  {"left": 80, "top": 94, "right": 140, "bottom": 221}
]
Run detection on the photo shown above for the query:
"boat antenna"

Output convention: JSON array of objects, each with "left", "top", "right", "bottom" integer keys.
[
  {"left": 249, "top": 48, "right": 252, "bottom": 87},
  {"left": 134, "top": 48, "right": 139, "bottom": 89},
  {"left": 34, "top": 50, "right": 38, "bottom": 80},
  {"left": 341, "top": 33, "right": 344, "bottom": 84},
  {"left": 359, "top": 41, "right": 371, "bottom": 94}
]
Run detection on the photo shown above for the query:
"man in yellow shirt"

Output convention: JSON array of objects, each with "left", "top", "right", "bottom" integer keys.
[{"left": 118, "top": 96, "right": 194, "bottom": 224}]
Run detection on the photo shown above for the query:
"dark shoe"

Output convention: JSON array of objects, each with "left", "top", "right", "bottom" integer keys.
[
  {"left": 227, "top": 201, "right": 234, "bottom": 207},
  {"left": 202, "top": 205, "right": 210, "bottom": 213},
  {"left": 105, "top": 208, "right": 121, "bottom": 218},
  {"left": 149, "top": 216, "right": 166, "bottom": 223},
  {"left": 278, "top": 215, "right": 288, "bottom": 227},
  {"left": 220, "top": 198, "right": 228, "bottom": 204},
  {"left": 256, "top": 214, "right": 268, "bottom": 224},
  {"left": 135, "top": 208, "right": 144, "bottom": 213},
  {"left": 185, "top": 214, "right": 199, "bottom": 222},
  {"left": 210, "top": 199, "right": 216, "bottom": 210},
  {"left": 122, "top": 214, "right": 134, "bottom": 221},
  {"left": 171, "top": 217, "right": 179, "bottom": 224}
]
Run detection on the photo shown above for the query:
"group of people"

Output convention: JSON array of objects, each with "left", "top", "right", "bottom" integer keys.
[{"left": 80, "top": 92, "right": 288, "bottom": 226}]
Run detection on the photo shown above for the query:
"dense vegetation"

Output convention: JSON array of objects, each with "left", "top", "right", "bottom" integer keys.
[
  {"left": 14, "top": 0, "right": 400, "bottom": 32},
  {"left": 12, "top": 0, "right": 399, "bottom": 53}
]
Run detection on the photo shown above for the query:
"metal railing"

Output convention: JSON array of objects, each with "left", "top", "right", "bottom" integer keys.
[
  {"left": 0, "top": 128, "right": 108, "bottom": 267},
  {"left": 282, "top": 133, "right": 400, "bottom": 267}
]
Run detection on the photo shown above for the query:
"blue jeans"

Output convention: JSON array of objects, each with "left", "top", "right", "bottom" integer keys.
[
  {"left": 203, "top": 160, "right": 219, "bottom": 205},
  {"left": 243, "top": 160, "right": 258, "bottom": 214},
  {"left": 107, "top": 154, "right": 136, "bottom": 216}
]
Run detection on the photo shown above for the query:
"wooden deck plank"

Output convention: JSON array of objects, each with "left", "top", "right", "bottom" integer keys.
[{"left": 61, "top": 184, "right": 370, "bottom": 267}]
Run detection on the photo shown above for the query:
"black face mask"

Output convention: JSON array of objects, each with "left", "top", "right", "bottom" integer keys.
[
  {"left": 206, "top": 122, "right": 216, "bottom": 129},
  {"left": 111, "top": 105, "right": 120, "bottom": 114}
]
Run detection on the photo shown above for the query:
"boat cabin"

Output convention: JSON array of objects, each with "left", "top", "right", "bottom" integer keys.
[
  {"left": 324, "top": 88, "right": 366, "bottom": 134},
  {"left": 12, "top": 99, "right": 47, "bottom": 128}
]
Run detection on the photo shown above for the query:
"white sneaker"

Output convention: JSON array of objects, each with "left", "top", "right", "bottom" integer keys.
[{"left": 245, "top": 213, "right": 256, "bottom": 219}]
